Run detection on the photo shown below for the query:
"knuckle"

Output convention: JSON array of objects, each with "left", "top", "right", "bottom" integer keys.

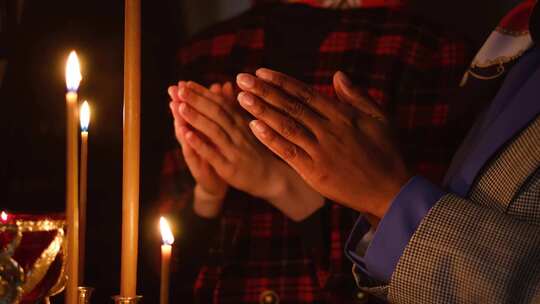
[
  {"left": 308, "top": 143, "right": 324, "bottom": 161},
  {"left": 273, "top": 73, "right": 286, "bottom": 87},
  {"left": 309, "top": 146, "right": 321, "bottom": 160},
  {"left": 257, "top": 82, "right": 270, "bottom": 98},
  {"left": 229, "top": 128, "right": 243, "bottom": 142},
  {"left": 213, "top": 104, "right": 226, "bottom": 119},
  {"left": 280, "top": 120, "right": 299, "bottom": 138},
  {"left": 214, "top": 94, "right": 225, "bottom": 104},
  {"left": 282, "top": 145, "right": 298, "bottom": 161},
  {"left": 201, "top": 144, "right": 216, "bottom": 159},
  {"left": 262, "top": 127, "right": 276, "bottom": 142},
  {"left": 209, "top": 123, "right": 221, "bottom": 137},
  {"left": 252, "top": 101, "right": 266, "bottom": 116},
  {"left": 182, "top": 105, "right": 196, "bottom": 119},
  {"left": 298, "top": 87, "right": 315, "bottom": 105},
  {"left": 285, "top": 101, "right": 304, "bottom": 118},
  {"left": 190, "top": 135, "right": 202, "bottom": 148}
]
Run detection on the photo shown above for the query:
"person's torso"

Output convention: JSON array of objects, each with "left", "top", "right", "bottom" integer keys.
[{"left": 176, "top": 4, "right": 473, "bottom": 303}]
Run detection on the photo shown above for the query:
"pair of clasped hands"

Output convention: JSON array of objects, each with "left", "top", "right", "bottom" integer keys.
[{"left": 168, "top": 69, "right": 411, "bottom": 223}]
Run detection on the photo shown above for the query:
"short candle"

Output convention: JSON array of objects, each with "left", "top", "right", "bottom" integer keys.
[{"left": 159, "top": 217, "right": 174, "bottom": 304}]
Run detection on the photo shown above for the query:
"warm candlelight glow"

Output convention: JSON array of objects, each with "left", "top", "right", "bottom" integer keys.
[
  {"left": 0, "top": 211, "right": 7, "bottom": 222},
  {"left": 159, "top": 217, "right": 174, "bottom": 245},
  {"left": 65, "top": 51, "right": 82, "bottom": 91},
  {"left": 159, "top": 216, "right": 173, "bottom": 304},
  {"left": 80, "top": 101, "right": 91, "bottom": 132}
]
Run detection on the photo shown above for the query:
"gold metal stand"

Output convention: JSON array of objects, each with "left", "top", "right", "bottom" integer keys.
[
  {"left": 78, "top": 286, "right": 94, "bottom": 304},
  {"left": 112, "top": 295, "right": 143, "bottom": 303}
]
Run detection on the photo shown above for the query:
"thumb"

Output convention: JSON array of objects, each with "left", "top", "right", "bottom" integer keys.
[{"left": 333, "top": 71, "right": 386, "bottom": 121}]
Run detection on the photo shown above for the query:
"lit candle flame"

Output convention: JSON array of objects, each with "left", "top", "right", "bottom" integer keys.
[
  {"left": 80, "top": 101, "right": 91, "bottom": 132},
  {"left": 65, "top": 51, "right": 82, "bottom": 91},
  {"left": 159, "top": 217, "right": 174, "bottom": 245},
  {"left": 1, "top": 211, "right": 8, "bottom": 222}
]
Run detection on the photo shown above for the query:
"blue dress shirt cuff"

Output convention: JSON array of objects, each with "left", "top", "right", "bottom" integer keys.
[
  {"left": 345, "top": 215, "right": 373, "bottom": 275},
  {"left": 346, "top": 176, "right": 445, "bottom": 282}
]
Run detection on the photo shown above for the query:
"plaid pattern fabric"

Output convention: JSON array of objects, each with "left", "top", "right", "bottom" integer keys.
[
  {"left": 352, "top": 3, "right": 540, "bottom": 300},
  {"left": 160, "top": 3, "right": 472, "bottom": 303}
]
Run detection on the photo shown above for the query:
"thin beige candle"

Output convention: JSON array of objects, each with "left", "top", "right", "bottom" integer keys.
[
  {"left": 65, "top": 50, "right": 82, "bottom": 304},
  {"left": 159, "top": 217, "right": 174, "bottom": 304},
  {"left": 121, "top": 0, "right": 141, "bottom": 297},
  {"left": 79, "top": 101, "right": 90, "bottom": 284}
]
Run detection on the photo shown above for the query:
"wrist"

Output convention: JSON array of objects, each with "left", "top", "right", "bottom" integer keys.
[
  {"left": 259, "top": 160, "right": 290, "bottom": 202},
  {"left": 371, "top": 173, "right": 414, "bottom": 220},
  {"left": 265, "top": 162, "right": 325, "bottom": 221},
  {"left": 193, "top": 184, "right": 226, "bottom": 219}
]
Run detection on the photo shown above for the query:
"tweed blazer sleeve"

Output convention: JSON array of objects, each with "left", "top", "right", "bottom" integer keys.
[
  {"left": 388, "top": 190, "right": 540, "bottom": 303},
  {"left": 353, "top": 117, "right": 540, "bottom": 303}
]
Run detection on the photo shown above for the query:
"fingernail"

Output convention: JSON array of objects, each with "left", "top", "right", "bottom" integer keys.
[
  {"left": 337, "top": 71, "right": 352, "bottom": 87},
  {"left": 255, "top": 68, "right": 271, "bottom": 80},
  {"left": 237, "top": 73, "right": 255, "bottom": 88},
  {"left": 179, "top": 102, "right": 188, "bottom": 114},
  {"left": 168, "top": 86, "right": 177, "bottom": 97},
  {"left": 238, "top": 92, "right": 254, "bottom": 106},
  {"left": 178, "top": 86, "right": 188, "bottom": 99},
  {"left": 250, "top": 120, "right": 268, "bottom": 137}
]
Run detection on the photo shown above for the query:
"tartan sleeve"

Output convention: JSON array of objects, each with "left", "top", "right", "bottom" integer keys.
[
  {"left": 395, "top": 31, "right": 474, "bottom": 183},
  {"left": 157, "top": 147, "right": 222, "bottom": 257},
  {"left": 159, "top": 147, "right": 224, "bottom": 297},
  {"left": 157, "top": 147, "right": 195, "bottom": 215}
]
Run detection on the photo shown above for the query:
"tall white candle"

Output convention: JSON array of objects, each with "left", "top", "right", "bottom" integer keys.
[
  {"left": 65, "top": 50, "right": 82, "bottom": 304},
  {"left": 79, "top": 101, "right": 90, "bottom": 284},
  {"left": 121, "top": 0, "right": 141, "bottom": 298}
]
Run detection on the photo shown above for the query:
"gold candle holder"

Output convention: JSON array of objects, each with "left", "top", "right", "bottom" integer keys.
[
  {"left": 0, "top": 251, "right": 24, "bottom": 304},
  {"left": 112, "top": 295, "right": 143, "bottom": 304},
  {"left": 0, "top": 215, "right": 67, "bottom": 303},
  {"left": 78, "top": 286, "right": 94, "bottom": 304}
]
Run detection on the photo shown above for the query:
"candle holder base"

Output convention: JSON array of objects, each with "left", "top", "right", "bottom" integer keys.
[
  {"left": 78, "top": 286, "right": 94, "bottom": 303},
  {"left": 112, "top": 295, "right": 143, "bottom": 303}
]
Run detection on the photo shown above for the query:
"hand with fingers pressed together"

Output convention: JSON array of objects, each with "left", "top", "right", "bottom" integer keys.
[
  {"left": 168, "top": 82, "right": 230, "bottom": 218},
  {"left": 236, "top": 68, "right": 412, "bottom": 220},
  {"left": 168, "top": 80, "right": 325, "bottom": 221}
]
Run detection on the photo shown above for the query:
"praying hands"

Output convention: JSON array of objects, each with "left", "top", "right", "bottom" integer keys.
[
  {"left": 236, "top": 69, "right": 412, "bottom": 220},
  {"left": 168, "top": 80, "right": 324, "bottom": 221}
]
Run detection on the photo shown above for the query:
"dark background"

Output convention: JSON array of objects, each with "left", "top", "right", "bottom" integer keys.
[{"left": 0, "top": 0, "right": 521, "bottom": 302}]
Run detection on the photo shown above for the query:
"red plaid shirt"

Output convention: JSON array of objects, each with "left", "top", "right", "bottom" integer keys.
[{"left": 160, "top": 3, "right": 473, "bottom": 303}]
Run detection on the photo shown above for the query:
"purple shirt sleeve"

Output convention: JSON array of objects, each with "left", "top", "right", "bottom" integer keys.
[{"left": 345, "top": 176, "right": 445, "bottom": 282}]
